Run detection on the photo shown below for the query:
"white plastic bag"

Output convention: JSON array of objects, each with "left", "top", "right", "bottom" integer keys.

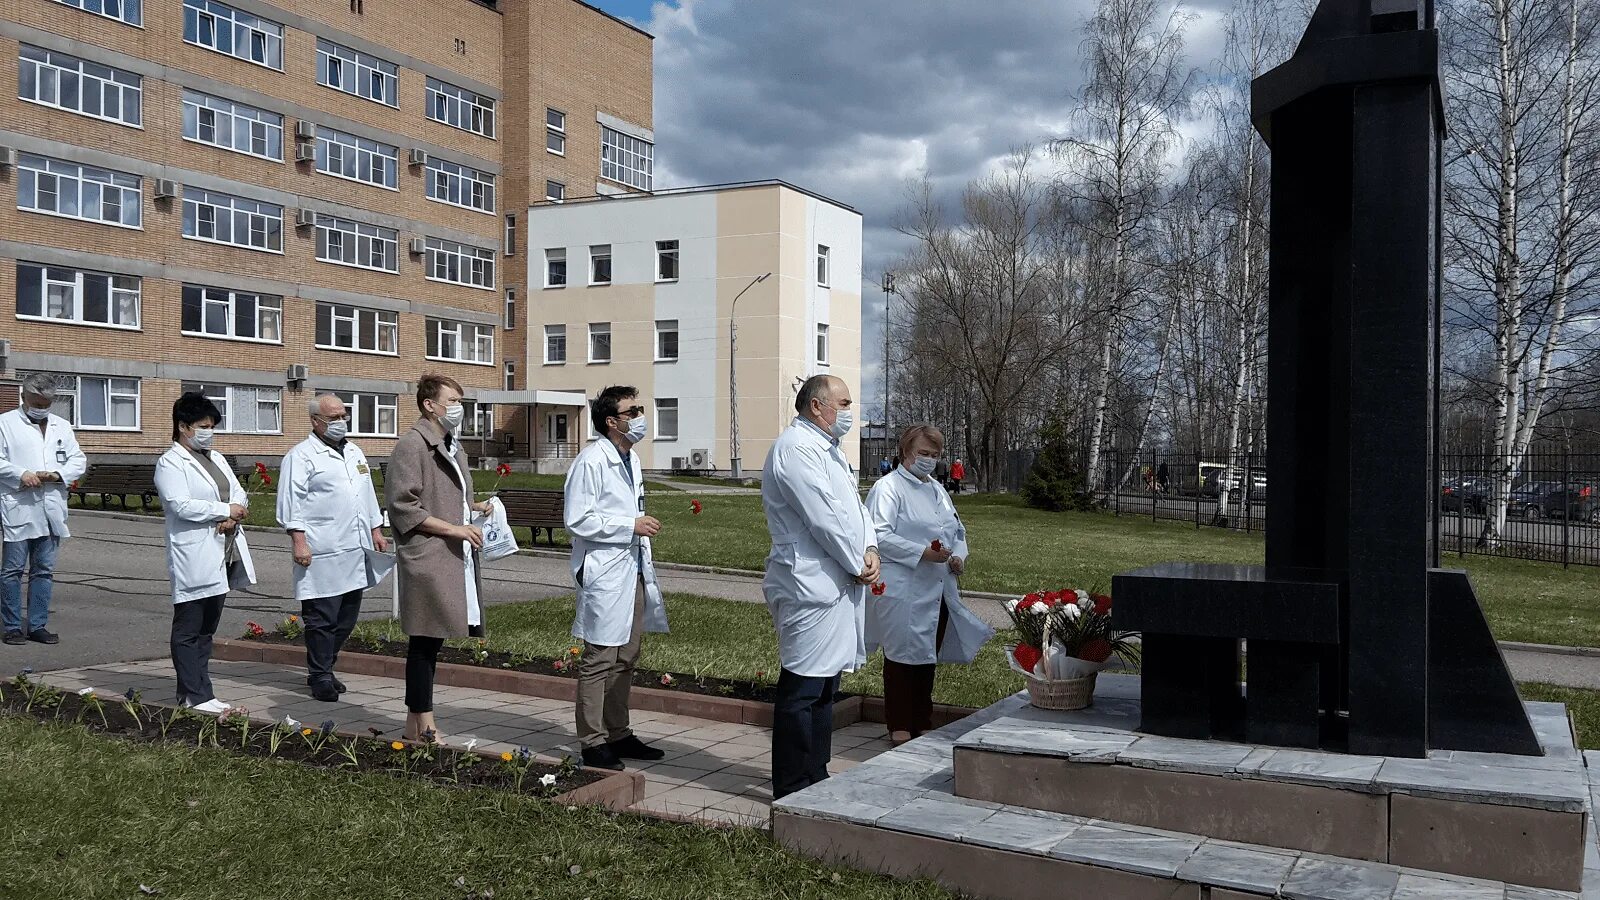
[{"left": 473, "top": 497, "right": 520, "bottom": 561}]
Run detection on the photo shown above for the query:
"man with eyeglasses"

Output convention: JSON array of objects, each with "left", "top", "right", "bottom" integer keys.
[
  {"left": 276, "top": 393, "right": 388, "bottom": 701},
  {"left": 564, "top": 385, "right": 670, "bottom": 770}
]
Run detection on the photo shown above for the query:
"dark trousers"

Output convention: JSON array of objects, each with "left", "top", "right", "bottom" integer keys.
[
  {"left": 882, "top": 605, "right": 950, "bottom": 736},
  {"left": 171, "top": 594, "right": 226, "bottom": 705},
  {"left": 302, "top": 590, "right": 364, "bottom": 686},
  {"left": 405, "top": 636, "right": 445, "bottom": 713},
  {"left": 772, "top": 669, "right": 840, "bottom": 800}
]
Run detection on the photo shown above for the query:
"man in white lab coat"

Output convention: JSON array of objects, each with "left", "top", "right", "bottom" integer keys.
[
  {"left": 761, "top": 374, "right": 878, "bottom": 799},
  {"left": 277, "top": 394, "right": 389, "bottom": 701},
  {"left": 565, "top": 385, "right": 670, "bottom": 771},
  {"left": 0, "top": 373, "right": 87, "bottom": 645}
]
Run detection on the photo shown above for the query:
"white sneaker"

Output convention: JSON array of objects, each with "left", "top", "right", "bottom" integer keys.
[{"left": 189, "top": 699, "right": 230, "bottom": 714}]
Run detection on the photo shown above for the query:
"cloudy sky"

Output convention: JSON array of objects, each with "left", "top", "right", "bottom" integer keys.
[{"left": 587, "top": 0, "right": 1237, "bottom": 419}]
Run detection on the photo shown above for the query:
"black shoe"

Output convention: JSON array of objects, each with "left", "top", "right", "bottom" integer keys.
[
  {"left": 2, "top": 631, "right": 24, "bottom": 646},
  {"left": 308, "top": 676, "right": 349, "bottom": 694},
  {"left": 310, "top": 681, "right": 339, "bottom": 702},
  {"left": 27, "top": 629, "right": 58, "bottom": 645},
  {"left": 581, "top": 744, "right": 626, "bottom": 771},
  {"left": 609, "top": 734, "right": 665, "bottom": 761}
]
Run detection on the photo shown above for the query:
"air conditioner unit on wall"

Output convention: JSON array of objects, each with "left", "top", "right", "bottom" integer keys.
[
  {"left": 408, "top": 238, "right": 426, "bottom": 255},
  {"left": 670, "top": 457, "right": 687, "bottom": 470},
  {"left": 295, "top": 141, "right": 316, "bottom": 163},
  {"left": 286, "top": 364, "right": 308, "bottom": 385},
  {"left": 294, "top": 208, "right": 316, "bottom": 228},
  {"left": 295, "top": 120, "right": 316, "bottom": 140},
  {"left": 0, "top": 147, "right": 16, "bottom": 168},
  {"left": 689, "top": 449, "right": 711, "bottom": 469},
  {"left": 154, "top": 179, "right": 179, "bottom": 199},
  {"left": 408, "top": 148, "right": 429, "bottom": 167}
]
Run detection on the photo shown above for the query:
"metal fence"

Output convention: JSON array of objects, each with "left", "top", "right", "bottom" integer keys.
[{"left": 1100, "top": 450, "right": 1600, "bottom": 568}]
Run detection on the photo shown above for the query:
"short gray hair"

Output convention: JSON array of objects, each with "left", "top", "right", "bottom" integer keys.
[
  {"left": 307, "top": 393, "right": 340, "bottom": 417},
  {"left": 21, "top": 373, "right": 57, "bottom": 402},
  {"left": 794, "top": 375, "right": 836, "bottom": 415}
]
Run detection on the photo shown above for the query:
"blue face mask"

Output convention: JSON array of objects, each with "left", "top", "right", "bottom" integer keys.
[
  {"left": 25, "top": 406, "right": 50, "bottom": 422},
  {"left": 909, "top": 456, "right": 938, "bottom": 478}
]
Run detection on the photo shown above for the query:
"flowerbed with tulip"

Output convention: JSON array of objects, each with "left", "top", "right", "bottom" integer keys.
[
  {"left": 0, "top": 670, "right": 596, "bottom": 797},
  {"left": 1005, "top": 589, "right": 1140, "bottom": 681}
]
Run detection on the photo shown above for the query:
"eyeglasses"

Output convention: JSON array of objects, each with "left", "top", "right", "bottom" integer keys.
[
  {"left": 614, "top": 406, "right": 644, "bottom": 419},
  {"left": 315, "top": 413, "right": 350, "bottom": 422}
]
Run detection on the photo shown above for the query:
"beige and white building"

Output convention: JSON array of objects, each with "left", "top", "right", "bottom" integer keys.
[{"left": 477, "top": 180, "right": 862, "bottom": 475}]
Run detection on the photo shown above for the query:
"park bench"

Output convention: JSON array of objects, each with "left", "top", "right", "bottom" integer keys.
[
  {"left": 495, "top": 488, "right": 565, "bottom": 546},
  {"left": 71, "top": 463, "right": 160, "bottom": 511}
]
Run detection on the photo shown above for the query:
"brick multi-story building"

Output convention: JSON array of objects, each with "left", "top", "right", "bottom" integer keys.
[{"left": 0, "top": 0, "right": 652, "bottom": 462}]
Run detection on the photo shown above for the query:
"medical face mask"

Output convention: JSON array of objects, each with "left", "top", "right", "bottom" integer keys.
[
  {"left": 828, "top": 408, "right": 854, "bottom": 440},
  {"left": 25, "top": 406, "right": 50, "bottom": 422},
  {"left": 191, "top": 428, "right": 215, "bottom": 451},
  {"left": 440, "top": 402, "right": 465, "bottom": 434},
  {"left": 626, "top": 415, "right": 649, "bottom": 443},
  {"left": 909, "top": 455, "right": 938, "bottom": 478},
  {"left": 323, "top": 419, "right": 349, "bottom": 442}
]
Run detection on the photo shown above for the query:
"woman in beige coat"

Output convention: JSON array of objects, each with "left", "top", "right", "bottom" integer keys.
[{"left": 386, "top": 374, "right": 490, "bottom": 742}]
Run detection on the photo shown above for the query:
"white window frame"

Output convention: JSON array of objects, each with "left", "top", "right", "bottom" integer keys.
[
  {"left": 182, "top": 187, "right": 282, "bottom": 253},
  {"left": 656, "top": 239, "right": 679, "bottom": 282},
  {"left": 183, "top": 0, "right": 283, "bottom": 70},
  {"left": 181, "top": 89, "right": 282, "bottom": 161},
  {"left": 504, "top": 360, "right": 516, "bottom": 391},
  {"left": 314, "top": 214, "right": 399, "bottom": 274},
  {"left": 36, "top": 374, "right": 141, "bottom": 432},
  {"left": 425, "top": 157, "right": 495, "bottom": 213},
  {"left": 426, "top": 77, "right": 495, "bottom": 138},
  {"left": 316, "top": 38, "right": 398, "bottom": 108},
  {"left": 504, "top": 214, "right": 516, "bottom": 256},
  {"left": 656, "top": 398, "right": 678, "bottom": 440},
  {"left": 14, "top": 262, "right": 141, "bottom": 330},
  {"left": 816, "top": 323, "right": 830, "bottom": 366},
  {"left": 655, "top": 319, "right": 679, "bottom": 362},
  {"left": 817, "top": 245, "right": 831, "bottom": 287},
  {"left": 600, "top": 125, "right": 653, "bottom": 191},
  {"left": 315, "top": 302, "right": 398, "bottom": 356},
  {"left": 425, "top": 317, "right": 495, "bottom": 366},
  {"left": 52, "top": 0, "right": 143, "bottom": 27},
  {"left": 544, "top": 324, "right": 567, "bottom": 365},
  {"left": 589, "top": 244, "right": 612, "bottom": 286},
  {"left": 545, "top": 248, "right": 567, "bottom": 288},
  {"left": 545, "top": 180, "right": 565, "bottom": 203},
  {"left": 19, "top": 45, "right": 143, "bottom": 128},
  {"left": 546, "top": 108, "right": 566, "bottom": 155},
  {"left": 181, "top": 284, "right": 283, "bottom": 344},
  {"left": 16, "top": 154, "right": 141, "bottom": 229},
  {"left": 460, "top": 399, "right": 493, "bottom": 437},
  {"left": 315, "top": 127, "right": 399, "bottom": 191},
  {"left": 588, "top": 322, "right": 612, "bottom": 364},
  {"left": 330, "top": 390, "right": 398, "bottom": 437},
  {"left": 181, "top": 382, "right": 281, "bottom": 434},
  {"left": 504, "top": 288, "right": 516, "bottom": 330},
  {"left": 424, "top": 237, "right": 496, "bottom": 290}
]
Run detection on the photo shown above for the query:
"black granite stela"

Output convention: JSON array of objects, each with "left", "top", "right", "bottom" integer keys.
[{"left": 1111, "top": 0, "right": 1541, "bottom": 758}]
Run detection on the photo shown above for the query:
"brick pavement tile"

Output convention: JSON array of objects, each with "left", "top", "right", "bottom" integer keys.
[
  {"left": 656, "top": 785, "right": 742, "bottom": 812},
  {"left": 632, "top": 763, "right": 709, "bottom": 784}
]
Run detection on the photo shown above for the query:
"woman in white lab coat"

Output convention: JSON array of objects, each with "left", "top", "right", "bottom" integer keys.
[
  {"left": 865, "top": 424, "right": 993, "bottom": 745},
  {"left": 154, "top": 392, "right": 256, "bottom": 712}
]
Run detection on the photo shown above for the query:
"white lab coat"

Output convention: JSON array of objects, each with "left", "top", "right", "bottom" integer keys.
[
  {"left": 761, "top": 417, "right": 876, "bottom": 678},
  {"left": 155, "top": 443, "right": 257, "bottom": 604},
  {"left": 564, "top": 437, "right": 668, "bottom": 647},
  {"left": 865, "top": 465, "right": 993, "bottom": 665},
  {"left": 276, "top": 435, "right": 383, "bottom": 601},
  {"left": 0, "top": 409, "right": 87, "bottom": 542}
]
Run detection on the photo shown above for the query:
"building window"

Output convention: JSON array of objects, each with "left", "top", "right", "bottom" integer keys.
[
  {"left": 17, "top": 154, "right": 140, "bottom": 229},
  {"left": 424, "top": 238, "right": 495, "bottom": 289},
  {"left": 29, "top": 374, "right": 140, "bottom": 431},
  {"left": 588, "top": 323, "right": 611, "bottom": 363},
  {"left": 182, "top": 187, "right": 282, "bottom": 252},
  {"left": 504, "top": 214, "right": 516, "bottom": 256},
  {"left": 15, "top": 263, "right": 140, "bottom": 330},
  {"left": 425, "top": 158, "right": 495, "bottom": 213},
  {"left": 656, "top": 398, "right": 678, "bottom": 440},
  {"left": 504, "top": 288, "right": 516, "bottom": 330},
  {"left": 330, "top": 390, "right": 397, "bottom": 437},
  {"left": 426, "top": 318, "right": 494, "bottom": 365},
  {"left": 183, "top": 0, "right": 283, "bottom": 70},
  {"left": 182, "top": 90, "right": 282, "bottom": 160},
  {"left": 504, "top": 360, "right": 516, "bottom": 391},
  {"left": 816, "top": 323, "right": 830, "bottom": 365},
  {"left": 816, "top": 245, "right": 830, "bottom": 287},
  {"left": 52, "top": 0, "right": 143, "bottom": 26},
  {"left": 545, "top": 249, "right": 567, "bottom": 288},
  {"left": 589, "top": 245, "right": 612, "bottom": 286},
  {"left": 655, "top": 319, "right": 679, "bottom": 362},
  {"left": 460, "top": 400, "right": 493, "bottom": 437},
  {"left": 315, "top": 302, "right": 398, "bottom": 355},
  {"left": 546, "top": 180, "right": 565, "bottom": 203},
  {"left": 314, "top": 214, "right": 398, "bottom": 273},
  {"left": 426, "top": 77, "right": 495, "bottom": 138},
  {"left": 181, "top": 285, "right": 283, "bottom": 343},
  {"left": 315, "top": 127, "right": 398, "bottom": 190},
  {"left": 19, "top": 46, "right": 142, "bottom": 127},
  {"left": 654, "top": 239, "right": 681, "bottom": 282},
  {"left": 546, "top": 108, "right": 565, "bottom": 155},
  {"left": 600, "top": 125, "right": 653, "bottom": 191},
  {"left": 316, "top": 38, "right": 398, "bottom": 107},
  {"left": 181, "top": 382, "right": 280, "bottom": 434},
  {"left": 544, "top": 325, "right": 567, "bottom": 364}
]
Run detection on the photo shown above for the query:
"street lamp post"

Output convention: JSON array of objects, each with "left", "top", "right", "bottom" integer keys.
[
  {"left": 728, "top": 272, "right": 771, "bottom": 480},
  {"left": 880, "top": 271, "right": 898, "bottom": 439}
]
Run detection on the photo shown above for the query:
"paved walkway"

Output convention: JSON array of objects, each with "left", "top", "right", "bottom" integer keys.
[{"left": 36, "top": 657, "right": 894, "bottom": 829}]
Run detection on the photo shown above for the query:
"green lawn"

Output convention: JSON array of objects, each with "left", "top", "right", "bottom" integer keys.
[{"left": 0, "top": 717, "right": 948, "bottom": 900}]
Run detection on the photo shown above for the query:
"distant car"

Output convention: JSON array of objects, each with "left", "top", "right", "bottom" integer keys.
[
  {"left": 1543, "top": 481, "right": 1599, "bottom": 522},
  {"left": 1508, "top": 481, "right": 1561, "bottom": 518},
  {"left": 1201, "top": 467, "right": 1267, "bottom": 501},
  {"left": 1440, "top": 477, "right": 1488, "bottom": 515}
]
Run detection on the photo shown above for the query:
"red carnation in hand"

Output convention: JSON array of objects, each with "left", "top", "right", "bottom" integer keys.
[
  {"left": 871, "top": 582, "right": 886, "bottom": 596},
  {"left": 1092, "top": 594, "right": 1113, "bottom": 615},
  {"left": 254, "top": 462, "right": 268, "bottom": 474},
  {"left": 690, "top": 499, "right": 703, "bottom": 515},
  {"left": 1078, "top": 639, "right": 1114, "bottom": 664},
  {"left": 931, "top": 539, "right": 943, "bottom": 553},
  {"left": 261, "top": 473, "right": 272, "bottom": 486},
  {"left": 496, "top": 463, "right": 512, "bottom": 477},
  {"left": 1013, "top": 644, "right": 1042, "bottom": 673}
]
